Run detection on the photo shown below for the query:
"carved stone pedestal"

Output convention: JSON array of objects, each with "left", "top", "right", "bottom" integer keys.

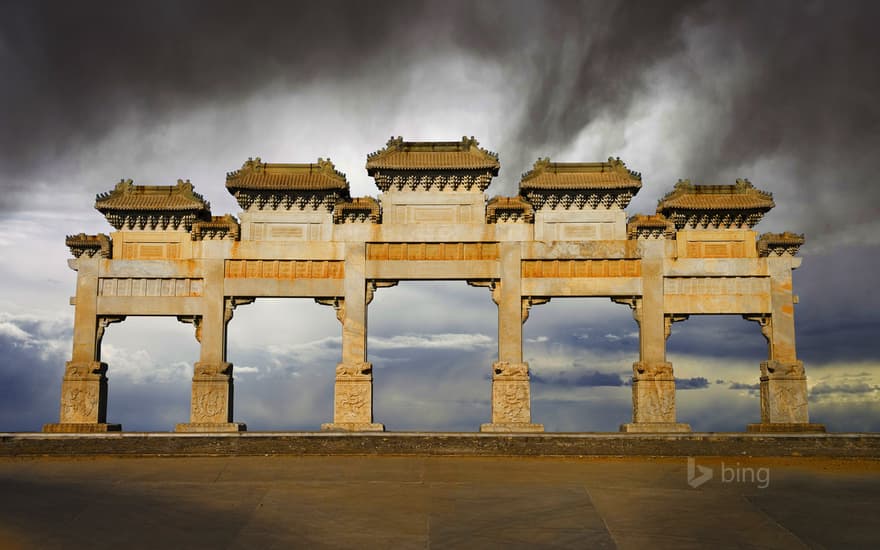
[
  {"left": 746, "top": 360, "right": 824, "bottom": 433},
  {"left": 621, "top": 361, "right": 691, "bottom": 433},
  {"left": 322, "top": 362, "right": 385, "bottom": 432},
  {"left": 480, "top": 362, "right": 544, "bottom": 433},
  {"left": 175, "top": 362, "right": 246, "bottom": 432},
  {"left": 43, "top": 361, "right": 121, "bottom": 432}
]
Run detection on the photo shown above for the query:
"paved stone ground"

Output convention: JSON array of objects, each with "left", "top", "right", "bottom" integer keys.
[{"left": 0, "top": 455, "right": 878, "bottom": 549}]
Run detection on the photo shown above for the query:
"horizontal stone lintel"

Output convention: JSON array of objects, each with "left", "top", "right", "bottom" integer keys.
[
  {"left": 96, "top": 296, "right": 204, "bottom": 316},
  {"left": 224, "top": 278, "right": 344, "bottom": 297},
  {"left": 366, "top": 260, "right": 499, "bottom": 279},
  {"left": 522, "top": 277, "right": 642, "bottom": 297}
]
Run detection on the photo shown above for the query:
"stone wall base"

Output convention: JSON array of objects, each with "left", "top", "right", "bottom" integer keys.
[
  {"left": 42, "top": 423, "right": 121, "bottom": 433},
  {"left": 747, "top": 423, "right": 826, "bottom": 433},
  {"left": 321, "top": 422, "right": 385, "bottom": 432},
  {"left": 620, "top": 422, "right": 692, "bottom": 433},
  {"left": 480, "top": 422, "right": 544, "bottom": 433},
  {"left": 174, "top": 422, "right": 247, "bottom": 433}
]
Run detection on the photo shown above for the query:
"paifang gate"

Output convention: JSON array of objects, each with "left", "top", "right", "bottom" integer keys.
[{"left": 44, "top": 137, "right": 825, "bottom": 434}]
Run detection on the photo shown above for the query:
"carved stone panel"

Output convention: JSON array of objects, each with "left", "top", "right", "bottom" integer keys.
[
  {"left": 225, "top": 260, "right": 343, "bottom": 279},
  {"left": 522, "top": 259, "right": 641, "bottom": 278},
  {"left": 99, "top": 278, "right": 203, "bottom": 297},
  {"left": 367, "top": 242, "right": 499, "bottom": 261}
]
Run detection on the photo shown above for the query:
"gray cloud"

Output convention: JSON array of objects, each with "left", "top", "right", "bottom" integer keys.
[
  {"left": 810, "top": 382, "right": 879, "bottom": 398},
  {"left": 675, "top": 376, "right": 711, "bottom": 390},
  {"left": 532, "top": 369, "right": 626, "bottom": 388},
  {"left": 729, "top": 382, "right": 760, "bottom": 391}
]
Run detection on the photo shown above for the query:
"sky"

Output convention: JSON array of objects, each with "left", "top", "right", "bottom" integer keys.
[{"left": 1, "top": 0, "right": 878, "bottom": 432}]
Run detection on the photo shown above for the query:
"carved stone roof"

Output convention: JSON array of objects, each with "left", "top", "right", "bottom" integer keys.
[
  {"left": 333, "top": 197, "right": 381, "bottom": 223},
  {"left": 65, "top": 233, "right": 111, "bottom": 258},
  {"left": 226, "top": 157, "right": 350, "bottom": 192},
  {"left": 657, "top": 179, "right": 775, "bottom": 229},
  {"left": 366, "top": 136, "right": 500, "bottom": 173},
  {"left": 627, "top": 214, "right": 676, "bottom": 239},
  {"left": 95, "top": 179, "right": 211, "bottom": 230},
  {"left": 191, "top": 214, "right": 240, "bottom": 241},
  {"left": 657, "top": 179, "right": 774, "bottom": 211},
  {"left": 519, "top": 158, "right": 642, "bottom": 191},
  {"left": 95, "top": 179, "right": 210, "bottom": 212},
  {"left": 486, "top": 195, "right": 534, "bottom": 223},
  {"left": 758, "top": 232, "right": 805, "bottom": 257}
]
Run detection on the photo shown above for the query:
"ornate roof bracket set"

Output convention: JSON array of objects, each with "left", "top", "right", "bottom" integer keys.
[{"left": 46, "top": 136, "right": 823, "bottom": 434}]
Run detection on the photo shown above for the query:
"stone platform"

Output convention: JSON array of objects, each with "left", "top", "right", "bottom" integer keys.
[
  {"left": 1, "top": 452, "right": 879, "bottom": 548},
  {"left": 2, "top": 432, "right": 878, "bottom": 458}
]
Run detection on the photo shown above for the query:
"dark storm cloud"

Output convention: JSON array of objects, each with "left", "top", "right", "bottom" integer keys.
[
  {"left": 810, "top": 382, "right": 879, "bottom": 398},
  {"left": 6, "top": 0, "right": 877, "bottom": 221},
  {"left": 729, "top": 382, "right": 760, "bottom": 391}
]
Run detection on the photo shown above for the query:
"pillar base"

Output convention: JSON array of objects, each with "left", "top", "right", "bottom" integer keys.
[
  {"left": 747, "top": 423, "right": 826, "bottom": 433},
  {"left": 42, "top": 423, "right": 121, "bottom": 433},
  {"left": 619, "top": 422, "right": 692, "bottom": 433},
  {"left": 480, "top": 423, "right": 544, "bottom": 433},
  {"left": 321, "top": 422, "right": 385, "bottom": 432},
  {"left": 175, "top": 422, "right": 247, "bottom": 433}
]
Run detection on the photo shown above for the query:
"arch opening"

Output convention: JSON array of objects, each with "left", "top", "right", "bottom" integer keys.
[
  {"left": 226, "top": 298, "right": 339, "bottom": 430},
  {"left": 369, "top": 281, "right": 495, "bottom": 431},
  {"left": 525, "top": 298, "right": 636, "bottom": 432}
]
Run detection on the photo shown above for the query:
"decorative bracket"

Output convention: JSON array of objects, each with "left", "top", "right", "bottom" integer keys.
[
  {"left": 664, "top": 314, "right": 689, "bottom": 340},
  {"left": 224, "top": 297, "right": 256, "bottom": 324},
  {"left": 743, "top": 314, "right": 773, "bottom": 357},
  {"left": 611, "top": 297, "right": 642, "bottom": 324},
  {"left": 315, "top": 297, "right": 345, "bottom": 323},
  {"left": 467, "top": 279, "right": 501, "bottom": 305},
  {"left": 366, "top": 281, "right": 398, "bottom": 305},
  {"left": 521, "top": 296, "right": 551, "bottom": 323},
  {"left": 95, "top": 315, "right": 126, "bottom": 360},
  {"left": 177, "top": 315, "right": 203, "bottom": 342}
]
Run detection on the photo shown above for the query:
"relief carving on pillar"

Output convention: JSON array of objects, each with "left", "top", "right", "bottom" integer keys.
[
  {"left": 194, "top": 361, "right": 233, "bottom": 378},
  {"left": 61, "top": 387, "right": 98, "bottom": 420},
  {"left": 64, "top": 361, "right": 107, "bottom": 380},
  {"left": 336, "top": 383, "right": 370, "bottom": 422},
  {"left": 633, "top": 361, "right": 673, "bottom": 381},
  {"left": 760, "top": 360, "right": 805, "bottom": 380},
  {"left": 192, "top": 388, "right": 226, "bottom": 420},
  {"left": 633, "top": 379, "right": 675, "bottom": 423},
  {"left": 492, "top": 361, "right": 530, "bottom": 379},
  {"left": 336, "top": 362, "right": 373, "bottom": 379},
  {"left": 494, "top": 382, "right": 529, "bottom": 422}
]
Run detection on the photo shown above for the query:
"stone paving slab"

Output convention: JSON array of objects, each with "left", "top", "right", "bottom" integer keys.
[
  {"left": 2, "top": 432, "right": 880, "bottom": 458},
  {"left": 0, "top": 455, "right": 878, "bottom": 549}
]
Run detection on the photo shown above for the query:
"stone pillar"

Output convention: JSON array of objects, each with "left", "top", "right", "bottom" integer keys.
[
  {"left": 619, "top": 240, "right": 691, "bottom": 433},
  {"left": 44, "top": 258, "right": 123, "bottom": 432},
  {"left": 176, "top": 260, "right": 247, "bottom": 432},
  {"left": 481, "top": 242, "right": 543, "bottom": 432},
  {"left": 322, "top": 242, "right": 384, "bottom": 431},
  {"left": 746, "top": 257, "right": 824, "bottom": 432}
]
